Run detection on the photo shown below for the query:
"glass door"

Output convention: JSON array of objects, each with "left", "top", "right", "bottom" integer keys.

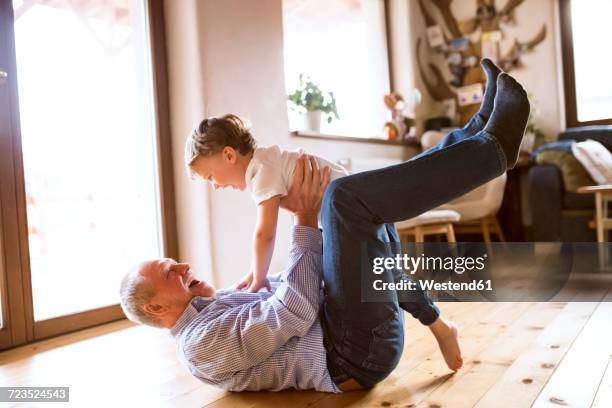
[{"left": 0, "top": 0, "right": 175, "bottom": 348}]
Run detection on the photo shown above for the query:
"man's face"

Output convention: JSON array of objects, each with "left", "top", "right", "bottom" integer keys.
[{"left": 140, "top": 258, "right": 215, "bottom": 326}]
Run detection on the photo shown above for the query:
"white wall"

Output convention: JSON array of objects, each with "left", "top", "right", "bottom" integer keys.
[
  {"left": 388, "top": 0, "right": 436, "bottom": 133},
  {"left": 164, "top": 0, "right": 414, "bottom": 288},
  {"left": 164, "top": 0, "right": 216, "bottom": 284}
]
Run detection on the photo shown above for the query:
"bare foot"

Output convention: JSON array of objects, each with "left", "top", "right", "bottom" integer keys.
[{"left": 429, "top": 316, "right": 463, "bottom": 372}]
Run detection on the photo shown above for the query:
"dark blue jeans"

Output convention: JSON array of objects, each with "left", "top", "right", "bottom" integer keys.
[{"left": 321, "top": 128, "right": 507, "bottom": 388}]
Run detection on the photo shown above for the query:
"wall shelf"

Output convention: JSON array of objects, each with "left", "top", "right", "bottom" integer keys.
[{"left": 290, "top": 130, "right": 419, "bottom": 147}]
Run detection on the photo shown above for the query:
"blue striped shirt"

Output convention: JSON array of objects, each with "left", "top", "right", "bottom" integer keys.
[{"left": 170, "top": 226, "right": 340, "bottom": 393}]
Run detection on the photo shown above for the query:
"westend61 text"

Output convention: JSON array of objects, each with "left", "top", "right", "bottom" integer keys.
[{"left": 373, "top": 279, "right": 493, "bottom": 292}]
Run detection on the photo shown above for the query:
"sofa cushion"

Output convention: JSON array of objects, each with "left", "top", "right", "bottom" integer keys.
[
  {"left": 531, "top": 140, "right": 574, "bottom": 157},
  {"left": 534, "top": 150, "right": 594, "bottom": 192},
  {"left": 571, "top": 139, "right": 612, "bottom": 185}
]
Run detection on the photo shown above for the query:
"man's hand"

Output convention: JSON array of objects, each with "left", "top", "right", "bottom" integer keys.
[{"left": 280, "top": 155, "right": 331, "bottom": 227}]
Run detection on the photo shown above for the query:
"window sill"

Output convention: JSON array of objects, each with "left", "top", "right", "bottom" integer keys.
[{"left": 290, "top": 130, "right": 419, "bottom": 147}]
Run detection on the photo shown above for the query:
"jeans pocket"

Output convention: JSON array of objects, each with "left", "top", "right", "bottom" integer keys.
[
  {"left": 340, "top": 322, "right": 372, "bottom": 359},
  {"left": 362, "top": 310, "right": 404, "bottom": 372}
]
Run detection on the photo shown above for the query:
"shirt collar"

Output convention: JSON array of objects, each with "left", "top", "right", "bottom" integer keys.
[
  {"left": 244, "top": 150, "right": 261, "bottom": 190},
  {"left": 170, "top": 295, "right": 216, "bottom": 337}
]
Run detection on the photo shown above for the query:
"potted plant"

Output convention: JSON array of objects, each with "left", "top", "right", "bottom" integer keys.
[{"left": 287, "top": 74, "right": 339, "bottom": 132}]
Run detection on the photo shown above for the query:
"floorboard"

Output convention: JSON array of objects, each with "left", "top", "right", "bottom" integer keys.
[{"left": 531, "top": 290, "right": 612, "bottom": 408}]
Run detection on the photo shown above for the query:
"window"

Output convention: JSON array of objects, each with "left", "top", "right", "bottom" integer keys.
[
  {"left": 560, "top": 0, "right": 612, "bottom": 126},
  {"left": 282, "top": 0, "right": 391, "bottom": 138},
  {"left": 13, "top": 0, "right": 164, "bottom": 321},
  {"left": 0, "top": 0, "right": 176, "bottom": 348}
]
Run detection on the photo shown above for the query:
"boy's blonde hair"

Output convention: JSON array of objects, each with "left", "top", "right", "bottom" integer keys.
[{"left": 184, "top": 114, "right": 257, "bottom": 177}]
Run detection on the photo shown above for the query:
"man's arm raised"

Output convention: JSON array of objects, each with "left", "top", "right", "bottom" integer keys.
[{"left": 281, "top": 155, "right": 331, "bottom": 227}]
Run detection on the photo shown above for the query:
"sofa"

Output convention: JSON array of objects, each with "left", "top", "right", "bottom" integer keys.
[{"left": 528, "top": 126, "right": 612, "bottom": 241}]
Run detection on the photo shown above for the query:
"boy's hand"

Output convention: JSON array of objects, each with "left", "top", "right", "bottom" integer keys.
[
  {"left": 234, "top": 271, "right": 271, "bottom": 293},
  {"left": 247, "top": 276, "right": 271, "bottom": 293}
]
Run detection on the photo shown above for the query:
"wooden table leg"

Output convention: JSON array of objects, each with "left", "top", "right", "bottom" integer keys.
[
  {"left": 596, "top": 192, "right": 604, "bottom": 243},
  {"left": 446, "top": 223, "right": 456, "bottom": 243},
  {"left": 414, "top": 226, "right": 424, "bottom": 243},
  {"left": 595, "top": 191, "right": 612, "bottom": 270}
]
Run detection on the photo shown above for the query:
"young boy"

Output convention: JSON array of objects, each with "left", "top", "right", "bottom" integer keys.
[{"left": 185, "top": 115, "right": 348, "bottom": 292}]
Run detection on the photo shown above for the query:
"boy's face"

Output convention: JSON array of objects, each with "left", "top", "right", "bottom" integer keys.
[{"left": 191, "top": 147, "right": 247, "bottom": 190}]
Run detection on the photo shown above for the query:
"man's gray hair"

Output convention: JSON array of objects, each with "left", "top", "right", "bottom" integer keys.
[{"left": 119, "top": 266, "right": 163, "bottom": 328}]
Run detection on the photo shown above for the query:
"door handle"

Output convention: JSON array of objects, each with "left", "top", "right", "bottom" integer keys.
[{"left": 0, "top": 70, "right": 7, "bottom": 85}]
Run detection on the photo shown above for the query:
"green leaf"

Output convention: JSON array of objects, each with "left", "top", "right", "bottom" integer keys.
[{"left": 287, "top": 74, "right": 339, "bottom": 118}]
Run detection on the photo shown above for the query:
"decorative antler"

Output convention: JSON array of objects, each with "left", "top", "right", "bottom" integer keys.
[
  {"left": 418, "top": 0, "right": 437, "bottom": 27},
  {"left": 415, "top": 0, "right": 545, "bottom": 126},
  {"left": 418, "top": 0, "right": 454, "bottom": 45},
  {"left": 499, "top": 0, "right": 525, "bottom": 16},
  {"left": 459, "top": 17, "right": 480, "bottom": 34},
  {"left": 499, "top": 24, "right": 547, "bottom": 71},
  {"left": 522, "top": 24, "right": 547, "bottom": 48},
  {"left": 416, "top": 38, "right": 456, "bottom": 102},
  {"left": 430, "top": 0, "right": 463, "bottom": 39}
]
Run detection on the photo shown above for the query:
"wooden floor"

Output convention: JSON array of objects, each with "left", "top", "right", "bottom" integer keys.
[{"left": 1, "top": 291, "right": 612, "bottom": 407}]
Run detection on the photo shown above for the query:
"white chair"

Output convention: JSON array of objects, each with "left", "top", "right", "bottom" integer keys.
[
  {"left": 338, "top": 157, "right": 405, "bottom": 175},
  {"left": 420, "top": 130, "right": 508, "bottom": 242},
  {"left": 395, "top": 209, "right": 460, "bottom": 242}
]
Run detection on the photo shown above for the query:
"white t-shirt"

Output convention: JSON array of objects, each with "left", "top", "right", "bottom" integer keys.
[{"left": 245, "top": 146, "right": 348, "bottom": 205}]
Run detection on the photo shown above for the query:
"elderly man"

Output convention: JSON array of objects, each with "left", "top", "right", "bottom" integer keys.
[{"left": 120, "top": 68, "right": 529, "bottom": 392}]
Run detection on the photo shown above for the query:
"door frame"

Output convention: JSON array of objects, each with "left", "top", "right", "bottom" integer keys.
[
  {"left": 0, "top": 0, "right": 177, "bottom": 350},
  {"left": 0, "top": 0, "right": 32, "bottom": 350}
]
